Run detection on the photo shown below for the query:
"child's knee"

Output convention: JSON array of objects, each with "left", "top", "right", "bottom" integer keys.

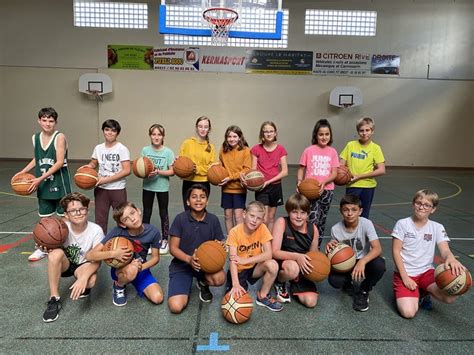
[
  {"left": 397, "top": 303, "right": 418, "bottom": 319},
  {"left": 48, "top": 249, "right": 65, "bottom": 263},
  {"left": 149, "top": 292, "right": 164, "bottom": 305},
  {"left": 265, "top": 259, "right": 279, "bottom": 274},
  {"left": 281, "top": 260, "right": 299, "bottom": 278},
  {"left": 301, "top": 295, "right": 318, "bottom": 308},
  {"left": 168, "top": 298, "right": 186, "bottom": 314}
]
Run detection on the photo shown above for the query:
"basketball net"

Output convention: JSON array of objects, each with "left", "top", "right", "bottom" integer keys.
[
  {"left": 203, "top": 8, "right": 238, "bottom": 46},
  {"left": 86, "top": 90, "right": 103, "bottom": 103}
]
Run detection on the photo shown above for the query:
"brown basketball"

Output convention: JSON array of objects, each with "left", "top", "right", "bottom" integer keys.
[
  {"left": 221, "top": 291, "right": 253, "bottom": 324},
  {"left": 132, "top": 156, "right": 155, "bottom": 178},
  {"left": 207, "top": 164, "right": 229, "bottom": 186},
  {"left": 244, "top": 169, "right": 265, "bottom": 191},
  {"left": 173, "top": 156, "right": 194, "bottom": 178},
  {"left": 196, "top": 240, "right": 226, "bottom": 273},
  {"left": 103, "top": 237, "right": 134, "bottom": 268},
  {"left": 33, "top": 217, "right": 69, "bottom": 249},
  {"left": 298, "top": 178, "right": 321, "bottom": 200},
  {"left": 327, "top": 243, "right": 356, "bottom": 273},
  {"left": 11, "top": 173, "right": 36, "bottom": 196},
  {"left": 74, "top": 166, "right": 98, "bottom": 190},
  {"left": 334, "top": 165, "right": 353, "bottom": 186},
  {"left": 304, "top": 250, "right": 331, "bottom": 282},
  {"left": 435, "top": 264, "right": 472, "bottom": 296}
]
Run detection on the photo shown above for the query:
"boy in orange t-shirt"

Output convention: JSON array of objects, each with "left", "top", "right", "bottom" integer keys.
[{"left": 226, "top": 201, "right": 283, "bottom": 312}]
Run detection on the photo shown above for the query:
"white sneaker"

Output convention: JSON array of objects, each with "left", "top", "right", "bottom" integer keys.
[
  {"left": 160, "top": 240, "right": 169, "bottom": 255},
  {"left": 28, "top": 249, "right": 47, "bottom": 262}
]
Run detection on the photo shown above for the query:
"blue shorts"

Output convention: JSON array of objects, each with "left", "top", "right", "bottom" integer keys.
[
  {"left": 168, "top": 269, "right": 205, "bottom": 298},
  {"left": 221, "top": 192, "right": 246, "bottom": 209},
  {"left": 111, "top": 267, "right": 157, "bottom": 298}
]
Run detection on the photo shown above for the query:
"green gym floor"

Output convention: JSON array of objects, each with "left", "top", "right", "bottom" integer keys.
[{"left": 1, "top": 161, "right": 473, "bottom": 353}]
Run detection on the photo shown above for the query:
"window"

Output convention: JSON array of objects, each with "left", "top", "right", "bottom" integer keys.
[
  {"left": 305, "top": 9, "right": 377, "bottom": 36},
  {"left": 73, "top": 1, "right": 148, "bottom": 29}
]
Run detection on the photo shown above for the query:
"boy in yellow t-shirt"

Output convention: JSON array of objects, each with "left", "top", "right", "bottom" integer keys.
[
  {"left": 226, "top": 201, "right": 283, "bottom": 312},
  {"left": 340, "top": 117, "right": 386, "bottom": 218}
]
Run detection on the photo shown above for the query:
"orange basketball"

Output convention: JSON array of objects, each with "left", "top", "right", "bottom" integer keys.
[
  {"left": 327, "top": 243, "right": 356, "bottom": 273},
  {"left": 244, "top": 169, "right": 265, "bottom": 191},
  {"left": 173, "top": 156, "right": 194, "bottom": 178},
  {"left": 304, "top": 251, "right": 331, "bottom": 282},
  {"left": 132, "top": 156, "right": 155, "bottom": 178},
  {"left": 196, "top": 240, "right": 226, "bottom": 273},
  {"left": 207, "top": 164, "right": 229, "bottom": 186},
  {"left": 11, "top": 173, "right": 35, "bottom": 196},
  {"left": 334, "top": 165, "right": 353, "bottom": 186},
  {"left": 221, "top": 291, "right": 253, "bottom": 324},
  {"left": 103, "top": 237, "right": 134, "bottom": 268},
  {"left": 298, "top": 178, "right": 321, "bottom": 200},
  {"left": 74, "top": 166, "right": 98, "bottom": 190},
  {"left": 33, "top": 217, "right": 69, "bottom": 249},
  {"left": 435, "top": 264, "right": 472, "bottom": 296}
]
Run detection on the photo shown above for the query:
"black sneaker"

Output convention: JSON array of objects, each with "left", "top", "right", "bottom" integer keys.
[
  {"left": 342, "top": 281, "right": 354, "bottom": 296},
  {"left": 353, "top": 291, "right": 369, "bottom": 312},
  {"left": 196, "top": 280, "right": 213, "bottom": 303},
  {"left": 419, "top": 290, "right": 433, "bottom": 311},
  {"left": 43, "top": 297, "right": 62, "bottom": 323},
  {"left": 79, "top": 288, "right": 91, "bottom": 299}
]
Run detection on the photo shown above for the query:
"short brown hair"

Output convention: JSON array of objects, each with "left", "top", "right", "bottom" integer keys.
[
  {"left": 285, "top": 193, "right": 310, "bottom": 214},
  {"left": 246, "top": 201, "right": 265, "bottom": 214},
  {"left": 413, "top": 189, "right": 439, "bottom": 207},
  {"left": 339, "top": 194, "right": 362, "bottom": 209},
  {"left": 113, "top": 201, "right": 139, "bottom": 224},
  {"left": 356, "top": 117, "right": 374, "bottom": 131},
  {"left": 60, "top": 192, "right": 90, "bottom": 211}
]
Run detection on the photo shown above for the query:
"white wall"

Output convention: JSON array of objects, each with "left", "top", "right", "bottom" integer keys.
[{"left": 1, "top": 0, "right": 473, "bottom": 167}]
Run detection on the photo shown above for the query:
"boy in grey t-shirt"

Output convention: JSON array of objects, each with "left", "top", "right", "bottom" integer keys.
[{"left": 325, "top": 194, "right": 385, "bottom": 312}]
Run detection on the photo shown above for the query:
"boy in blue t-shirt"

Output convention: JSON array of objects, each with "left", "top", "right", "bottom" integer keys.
[
  {"left": 87, "top": 202, "right": 163, "bottom": 307},
  {"left": 167, "top": 184, "right": 226, "bottom": 314}
]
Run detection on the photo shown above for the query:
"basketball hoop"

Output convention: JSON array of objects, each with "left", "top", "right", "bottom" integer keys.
[
  {"left": 341, "top": 103, "right": 353, "bottom": 108},
  {"left": 86, "top": 90, "right": 103, "bottom": 103},
  {"left": 203, "top": 7, "right": 238, "bottom": 46}
]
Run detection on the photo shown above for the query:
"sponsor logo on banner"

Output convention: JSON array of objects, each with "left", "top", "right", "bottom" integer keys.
[
  {"left": 200, "top": 48, "right": 246, "bottom": 73},
  {"left": 154, "top": 47, "right": 199, "bottom": 71},
  {"left": 313, "top": 52, "right": 371, "bottom": 76},
  {"left": 246, "top": 50, "right": 313, "bottom": 74},
  {"left": 371, "top": 54, "right": 400, "bottom": 75},
  {"left": 108, "top": 45, "right": 154, "bottom": 70}
]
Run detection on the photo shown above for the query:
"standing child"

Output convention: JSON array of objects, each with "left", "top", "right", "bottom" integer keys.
[
  {"left": 297, "top": 119, "right": 339, "bottom": 246},
  {"left": 85, "top": 119, "right": 131, "bottom": 234},
  {"left": 41, "top": 192, "right": 103, "bottom": 322},
  {"left": 167, "top": 184, "right": 226, "bottom": 314},
  {"left": 326, "top": 194, "right": 385, "bottom": 312},
  {"left": 339, "top": 117, "right": 385, "bottom": 219},
  {"left": 178, "top": 116, "right": 216, "bottom": 209},
  {"left": 272, "top": 194, "right": 320, "bottom": 308},
  {"left": 392, "top": 189, "right": 465, "bottom": 319},
  {"left": 13, "top": 107, "right": 71, "bottom": 262},
  {"left": 141, "top": 124, "right": 175, "bottom": 254},
  {"left": 227, "top": 201, "right": 283, "bottom": 312},
  {"left": 87, "top": 202, "right": 163, "bottom": 307},
  {"left": 219, "top": 125, "right": 252, "bottom": 234},
  {"left": 248, "top": 121, "right": 288, "bottom": 232}
]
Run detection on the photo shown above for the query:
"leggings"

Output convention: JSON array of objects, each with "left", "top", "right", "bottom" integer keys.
[
  {"left": 142, "top": 189, "right": 169, "bottom": 240},
  {"left": 308, "top": 189, "right": 334, "bottom": 246},
  {"left": 94, "top": 187, "right": 127, "bottom": 234}
]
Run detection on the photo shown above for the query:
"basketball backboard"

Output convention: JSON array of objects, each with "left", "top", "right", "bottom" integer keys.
[{"left": 329, "top": 87, "right": 363, "bottom": 108}]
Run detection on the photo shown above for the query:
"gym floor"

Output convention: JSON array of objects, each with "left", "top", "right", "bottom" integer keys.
[{"left": 1, "top": 161, "right": 473, "bottom": 353}]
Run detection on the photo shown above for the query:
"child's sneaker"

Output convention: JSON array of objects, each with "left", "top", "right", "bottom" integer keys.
[
  {"left": 29, "top": 249, "right": 47, "bottom": 262},
  {"left": 42, "top": 297, "right": 62, "bottom": 323},
  {"left": 160, "top": 239, "right": 169, "bottom": 255},
  {"left": 196, "top": 280, "right": 213, "bottom": 303},
  {"left": 112, "top": 282, "right": 127, "bottom": 306},
  {"left": 274, "top": 282, "right": 291, "bottom": 303},
  {"left": 79, "top": 288, "right": 91, "bottom": 299},
  {"left": 256, "top": 294, "right": 283, "bottom": 312},
  {"left": 352, "top": 291, "right": 369, "bottom": 312},
  {"left": 419, "top": 291, "right": 433, "bottom": 311}
]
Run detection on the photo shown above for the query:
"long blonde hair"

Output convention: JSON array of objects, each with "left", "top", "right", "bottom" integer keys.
[{"left": 195, "top": 116, "right": 212, "bottom": 152}]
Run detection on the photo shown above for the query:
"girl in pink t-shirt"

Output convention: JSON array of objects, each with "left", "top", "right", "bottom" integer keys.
[
  {"left": 297, "top": 119, "right": 339, "bottom": 246},
  {"left": 248, "top": 121, "right": 288, "bottom": 231}
]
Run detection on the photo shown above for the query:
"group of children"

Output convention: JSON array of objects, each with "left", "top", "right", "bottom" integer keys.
[{"left": 13, "top": 107, "right": 467, "bottom": 323}]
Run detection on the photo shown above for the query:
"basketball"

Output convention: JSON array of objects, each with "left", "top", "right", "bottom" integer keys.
[
  {"left": 435, "top": 264, "right": 472, "bottom": 296},
  {"left": 334, "top": 165, "right": 352, "bottom": 186},
  {"left": 74, "top": 166, "right": 98, "bottom": 190},
  {"left": 196, "top": 240, "right": 226, "bottom": 273},
  {"left": 304, "top": 250, "right": 331, "bottom": 282},
  {"left": 11, "top": 173, "right": 35, "bottom": 195},
  {"left": 33, "top": 217, "right": 69, "bottom": 250},
  {"left": 103, "top": 237, "right": 134, "bottom": 268},
  {"left": 327, "top": 243, "right": 356, "bottom": 273},
  {"left": 132, "top": 156, "right": 155, "bottom": 178},
  {"left": 173, "top": 156, "right": 194, "bottom": 178},
  {"left": 207, "top": 164, "right": 229, "bottom": 186},
  {"left": 298, "top": 178, "right": 321, "bottom": 200},
  {"left": 244, "top": 169, "right": 265, "bottom": 191},
  {"left": 221, "top": 291, "right": 253, "bottom": 324}
]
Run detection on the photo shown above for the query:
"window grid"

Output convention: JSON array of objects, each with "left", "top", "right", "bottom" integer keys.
[
  {"left": 305, "top": 10, "right": 376, "bottom": 36},
  {"left": 164, "top": 7, "right": 288, "bottom": 48},
  {"left": 74, "top": 1, "right": 148, "bottom": 29}
]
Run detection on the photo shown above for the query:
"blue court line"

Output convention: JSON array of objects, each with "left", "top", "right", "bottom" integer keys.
[{"left": 196, "top": 332, "right": 229, "bottom": 352}]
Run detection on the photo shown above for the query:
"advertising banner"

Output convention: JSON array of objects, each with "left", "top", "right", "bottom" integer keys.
[
  {"left": 371, "top": 54, "right": 400, "bottom": 75},
  {"left": 200, "top": 48, "right": 246, "bottom": 73},
  {"left": 107, "top": 45, "right": 154, "bottom": 70},
  {"left": 245, "top": 50, "right": 313, "bottom": 74},
  {"left": 154, "top": 47, "right": 200, "bottom": 71},
  {"left": 313, "top": 52, "right": 371, "bottom": 76}
]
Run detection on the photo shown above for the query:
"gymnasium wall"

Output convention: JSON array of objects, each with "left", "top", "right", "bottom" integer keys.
[{"left": 1, "top": 0, "right": 473, "bottom": 167}]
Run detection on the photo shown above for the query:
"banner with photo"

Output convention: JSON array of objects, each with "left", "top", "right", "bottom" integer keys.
[
  {"left": 245, "top": 50, "right": 313, "bottom": 74},
  {"left": 313, "top": 52, "right": 371, "bottom": 76},
  {"left": 371, "top": 54, "right": 400, "bottom": 75},
  {"left": 154, "top": 47, "right": 200, "bottom": 72},
  {"left": 107, "top": 45, "right": 154, "bottom": 70},
  {"left": 200, "top": 48, "right": 246, "bottom": 73}
]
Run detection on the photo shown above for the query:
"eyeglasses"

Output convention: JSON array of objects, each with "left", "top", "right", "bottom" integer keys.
[
  {"left": 414, "top": 201, "right": 433, "bottom": 209},
  {"left": 66, "top": 207, "right": 88, "bottom": 216}
]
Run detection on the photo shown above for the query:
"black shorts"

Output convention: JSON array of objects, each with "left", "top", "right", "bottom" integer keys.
[
  {"left": 61, "top": 262, "right": 88, "bottom": 278},
  {"left": 289, "top": 275, "right": 318, "bottom": 296},
  {"left": 225, "top": 265, "right": 259, "bottom": 292},
  {"left": 255, "top": 182, "right": 283, "bottom": 207}
]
